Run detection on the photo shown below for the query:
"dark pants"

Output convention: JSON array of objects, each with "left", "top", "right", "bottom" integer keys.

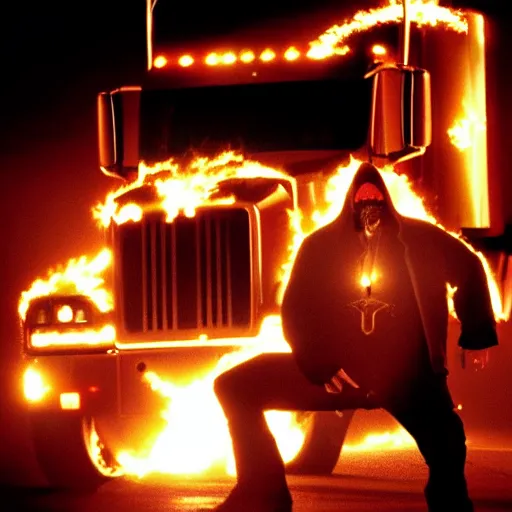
[{"left": 214, "top": 353, "right": 473, "bottom": 512}]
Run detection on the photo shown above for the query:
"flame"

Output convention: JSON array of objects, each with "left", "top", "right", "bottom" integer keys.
[
  {"left": 343, "top": 428, "right": 416, "bottom": 452},
  {"left": 18, "top": 248, "right": 113, "bottom": 321},
  {"left": 447, "top": 15, "right": 489, "bottom": 230},
  {"left": 87, "top": 419, "right": 124, "bottom": 477},
  {"left": 29, "top": 325, "right": 116, "bottom": 349},
  {"left": 448, "top": 103, "right": 486, "bottom": 151},
  {"left": 20, "top": 151, "right": 507, "bottom": 477},
  {"left": 94, "top": 151, "right": 294, "bottom": 228},
  {"left": 116, "top": 316, "right": 305, "bottom": 477},
  {"left": 152, "top": 1, "right": 467, "bottom": 68},
  {"left": 89, "top": 155, "right": 506, "bottom": 477},
  {"left": 361, "top": 274, "right": 373, "bottom": 289},
  {"left": 19, "top": 0, "right": 506, "bottom": 479},
  {"left": 308, "top": 0, "right": 467, "bottom": 60}
]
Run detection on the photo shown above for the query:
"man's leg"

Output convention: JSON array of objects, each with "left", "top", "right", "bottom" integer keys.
[
  {"left": 213, "top": 352, "right": 370, "bottom": 511},
  {"left": 389, "top": 379, "right": 473, "bottom": 512}
]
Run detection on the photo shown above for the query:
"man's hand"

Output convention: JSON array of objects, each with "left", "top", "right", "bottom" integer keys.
[
  {"left": 324, "top": 368, "right": 360, "bottom": 393},
  {"left": 461, "top": 348, "right": 489, "bottom": 371}
]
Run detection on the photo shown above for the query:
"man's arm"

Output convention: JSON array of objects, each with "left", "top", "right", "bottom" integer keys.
[
  {"left": 445, "top": 234, "right": 499, "bottom": 355},
  {"left": 281, "top": 236, "right": 340, "bottom": 385}
]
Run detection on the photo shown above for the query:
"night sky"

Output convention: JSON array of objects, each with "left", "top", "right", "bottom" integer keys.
[
  {"left": 0, "top": 0, "right": 147, "bottom": 485},
  {"left": 0, "top": 0, "right": 511, "bottom": 486}
]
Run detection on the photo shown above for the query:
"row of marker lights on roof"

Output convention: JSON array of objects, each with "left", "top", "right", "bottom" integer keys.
[{"left": 153, "top": 44, "right": 388, "bottom": 69}]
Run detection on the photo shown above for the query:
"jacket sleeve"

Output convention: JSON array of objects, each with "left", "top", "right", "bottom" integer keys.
[
  {"left": 445, "top": 234, "right": 499, "bottom": 350},
  {"left": 281, "top": 237, "right": 340, "bottom": 385}
]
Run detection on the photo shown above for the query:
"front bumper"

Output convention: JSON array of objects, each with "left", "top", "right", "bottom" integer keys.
[{"left": 22, "top": 344, "right": 246, "bottom": 416}]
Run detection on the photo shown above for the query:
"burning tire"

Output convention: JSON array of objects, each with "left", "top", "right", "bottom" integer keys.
[
  {"left": 285, "top": 410, "right": 354, "bottom": 475},
  {"left": 29, "top": 412, "right": 123, "bottom": 490}
]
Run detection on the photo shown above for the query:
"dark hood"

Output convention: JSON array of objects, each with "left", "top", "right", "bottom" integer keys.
[{"left": 336, "top": 161, "right": 401, "bottom": 233}]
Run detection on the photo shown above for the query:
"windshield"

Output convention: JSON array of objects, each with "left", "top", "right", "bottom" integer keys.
[
  {"left": 144, "top": 5, "right": 404, "bottom": 166},
  {"left": 139, "top": 76, "right": 373, "bottom": 163}
]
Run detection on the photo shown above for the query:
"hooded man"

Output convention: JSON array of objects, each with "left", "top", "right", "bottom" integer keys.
[{"left": 212, "top": 162, "right": 498, "bottom": 512}]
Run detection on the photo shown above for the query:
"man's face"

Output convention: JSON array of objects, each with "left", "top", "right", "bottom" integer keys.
[{"left": 353, "top": 182, "right": 386, "bottom": 237}]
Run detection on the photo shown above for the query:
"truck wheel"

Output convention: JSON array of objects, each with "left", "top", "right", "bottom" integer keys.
[
  {"left": 29, "top": 412, "right": 123, "bottom": 490},
  {"left": 285, "top": 410, "right": 354, "bottom": 475}
]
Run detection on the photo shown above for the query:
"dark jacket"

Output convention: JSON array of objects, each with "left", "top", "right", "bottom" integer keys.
[{"left": 281, "top": 163, "right": 498, "bottom": 385}]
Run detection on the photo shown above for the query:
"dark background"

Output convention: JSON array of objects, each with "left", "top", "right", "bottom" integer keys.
[{"left": 0, "top": 0, "right": 510, "bottom": 486}]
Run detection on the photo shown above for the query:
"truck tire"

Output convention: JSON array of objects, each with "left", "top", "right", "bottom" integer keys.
[
  {"left": 28, "top": 412, "right": 123, "bottom": 490},
  {"left": 285, "top": 410, "right": 354, "bottom": 475}
]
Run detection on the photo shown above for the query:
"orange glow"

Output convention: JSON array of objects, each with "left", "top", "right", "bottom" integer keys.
[
  {"left": 277, "top": 156, "right": 507, "bottom": 323},
  {"left": 206, "top": 52, "right": 237, "bottom": 66},
  {"left": 116, "top": 316, "right": 303, "bottom": 477},
  {"left": 343, "top": 428, "right": 416, "bottom": 452},
  {"left": 29, "top": 325, "right": 116, "bottom": 349},
  {"left": 360, "top": 271, "right": 379, "bottom": 293},
  {"left": 92, "top": 153, "right": 509, "bottom": 326},
  {"left": 205, "top": 53, "right": 220, "bottom": 66},
  {"left": 56, "top": 305, "right": 73, "bottom": 323},
  {"left": 239, "top": 50, "right": 255, "bottom": 63},
  {"left": 447, "top": 14, "right": 489, "bottom": 229},
  {"left": 361, "top": 275, "right": 372, "bottom": 288},
  {"left": 449, "top": 110, "right": 478, "bottom": 151},
  {"left": 18, "top": 248, "right": 113, "bottom": 321},
  {"left": 153, "top": 55, "right": 168, "bottom": 68},
  {"left": 20, "top": 0, "right": 502, "bottom": 479},
  {"left": 161, "top": 2, "right": 467, "bottom": 69},
  {"left": 446, "top": 284, "right": 458, "bottom": 319},
  {"left": 20, "top": 151, "right": 508, "bottom": 476},
  {"left": 371, "top": 44, "right": 387, "bottom": 55},
  {"left": 307, "top": 0, "right": 468, "bottom": 60},
  {"left": 94, "top": 151, "right": 294, "bottom": 228},
  {"left": 60, "top": 392, "right": 81, "bottom": 410},
  {"left": 87, "top": 419, "right": 125, "bottom": 477},
  {"left": 178, "top": 55, "right": 194, "bottom": 67},
  {"left": 112, "top": 203, "right": 143, "bottom": 225},
  {"left": 278, "top": 156, "right": 439, "bottom": 300},
  {"left": 260, "top": 48, "right": 276, "bottom": 62},
  {"left": 221, "top": 52, "right": 237, "bottom": 65},
  {"left": 23, "top": 367, "right": 50, "bottom": 402},
  {"left": 284, "top": 46, "right": 301, "bottom": 61}
]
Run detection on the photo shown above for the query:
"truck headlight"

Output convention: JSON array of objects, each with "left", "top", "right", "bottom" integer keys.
[
  {"left": 24, "top": 295, "right": 115, "bottom": 353},
  {"left": 23, "top": 367, "right": 50, "bottom": 402}
]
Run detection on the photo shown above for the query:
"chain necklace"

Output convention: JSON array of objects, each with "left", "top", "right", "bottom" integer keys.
[
  {"left": 348, "top": 228, "right": 392, "bottom": 335},
  {"left": 360, "top": 229, "right": 381, "bottom": 296}
]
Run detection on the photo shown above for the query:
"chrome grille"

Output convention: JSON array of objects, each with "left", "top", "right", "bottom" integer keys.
[{"left": 117, "top": 208, "right": 252, "bottom": 333}]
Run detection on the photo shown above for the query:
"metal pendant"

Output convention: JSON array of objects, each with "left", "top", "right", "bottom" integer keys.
[{"left": 349, "top": 297, "right": 391, "bottom": 335}]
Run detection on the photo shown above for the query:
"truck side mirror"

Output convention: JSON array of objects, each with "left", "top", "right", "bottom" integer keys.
[
  {"left": 98, "top": 87, "right": 141, "bottom": 180},
  {"left": 369, "top": 65, "right": 432, "bottom": 163}
]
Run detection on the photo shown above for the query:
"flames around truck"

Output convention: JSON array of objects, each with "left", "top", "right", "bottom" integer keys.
[
  {"left": 18, "top": 0, "right": 510, "bottom": 481},
  {"left": 19, "top": 153, "right": 508, "bottom": 477}
]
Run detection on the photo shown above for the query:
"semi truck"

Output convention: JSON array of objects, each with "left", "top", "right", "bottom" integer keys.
[{"left": 19, "top": 0, "right": 511, "bottom": 489}]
